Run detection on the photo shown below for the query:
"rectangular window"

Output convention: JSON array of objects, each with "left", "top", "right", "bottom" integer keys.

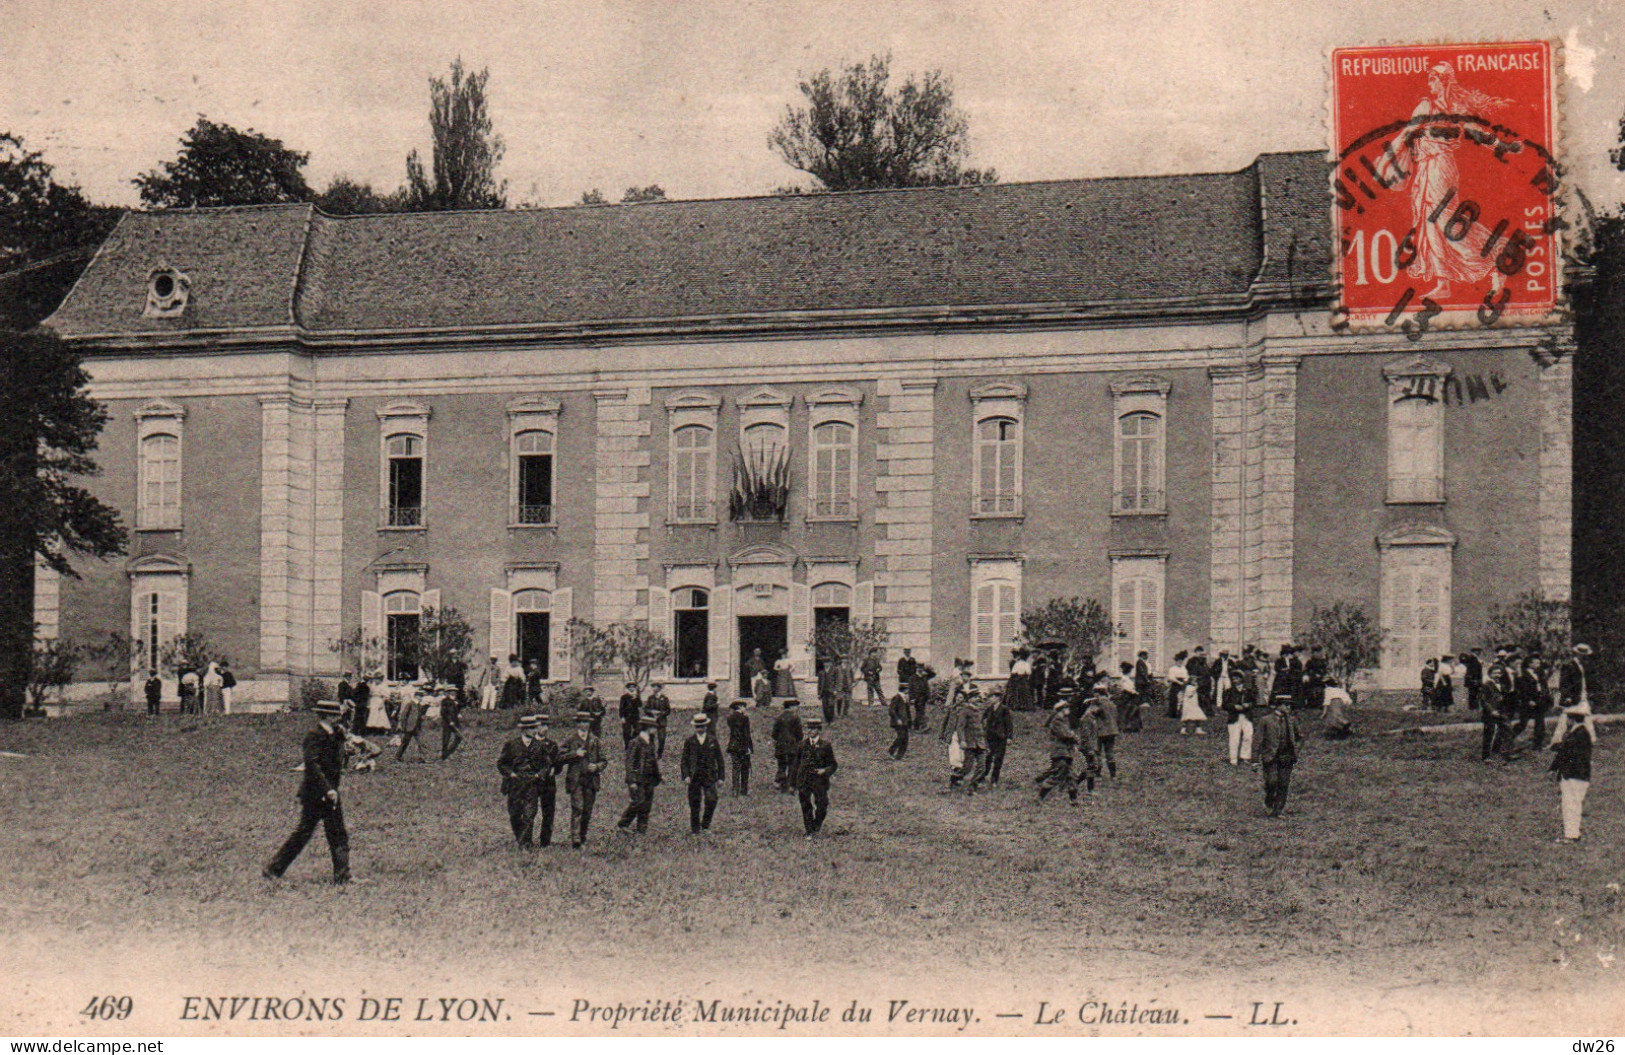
[
  {"left": 975, "top": 418, "right": 1021, "bottom": 515},
  {"left": 139, "top": 433, "right": 183, "bottom": 530},
  {"left": 971, "top": 560, "right": 1022, "bottom": 678},
  {"left": 1385, "top": 362, "right": 1447, "bottom": 504},
  {"left": 1110, "top": 378, "right": 1170, "bottom": 515},
  {"left": 811, "top": 421, "right": 855, "bottom": 518},
  {"left": 386, "top": 434, "right": 424, "bottom": 527},
  {"left": 672, "top": 424, "right": 715, "bottom": 522},
  {"left": 515, "top": 431, "right": 554, "bottom": 525},
  {"left": 1380, "top": 544, "right": 1453, "bottom": 690},
  {"left": 129, "top": 566, "right": 186, "bottom": 675},
  {"left": 1112, "top": 556, "right": 1166, "bottom": 671}
]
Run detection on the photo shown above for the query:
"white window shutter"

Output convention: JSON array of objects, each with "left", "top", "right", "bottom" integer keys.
[
  {"left": 708, "top": 586, "right": 732, "bottom": 685},
  {"left": 550, "top": 587, "right": 572, "bottom": 682},
  {"left": 790, "top": 581, "right": 812, "bottom": 681},
  {"left": 1114, "top": 578, "right": 1134, "bottom": 667},
  {"left": 160, "top": 588, "right": 183, "bottom": 650},
  {"left": 421, "top": 588, "right": 441, "bottom": 616},
  {"left": 361, "top": 590, "right": 383, "bottom": 673},
  {"left": 974, "top": 583, "right": 995, "bottom": 676},
  {"left": 489, "top": 588, "right": 512, "bottom": 662},
  {"left": 1143, "top": 576, "right": 1163, "bottom": 670},
  {"left": 997, "top": 582, "right": 1019, "bottom": 677},
  {"left": 853, "top": 580, "right": 874, "bottom": 626},
  {"left": 648, "top": 586, "right": 671, "bottom": 679}
]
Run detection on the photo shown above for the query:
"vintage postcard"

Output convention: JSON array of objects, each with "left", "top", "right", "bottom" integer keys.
[{"left": 2, "top": 0, "right": 1623, "bottom": 1043}]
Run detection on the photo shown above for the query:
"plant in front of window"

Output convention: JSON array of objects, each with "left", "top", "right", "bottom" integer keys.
[
  {"left": 26, "top": 634, "right": 81, "bottom": 715},
  {"left": 328, "top": 626, "right": 386, "bottom": 679},
  {"left": 410, "top": 605, "right": 476, "bottom": 687},
  {"left": 159, "top": 632, "right": 225, "bottom": 676},
  {"left": 78, "top": 630, "right": 135, "bottom": 709},
  {"left": 1484, "top": 590, "right": 1572, "bottom": 662},
  {"left": 811, "top": 619, "right": 888, "bottom": 682},
  {"left": 608, "top": 622, "right": 674, "bottom": 694},
  {"left": 1304, "top": 602, "right": 1387, "bottom": 702},
  {"left": 567, "top": 617, "right": 618, "bottom": 688},
  {"left": 728, "top": 443, "right": 791, "bottom": 522},
  {"left": 1020, "top": 597, "right": 1114, "bottom": 676}
]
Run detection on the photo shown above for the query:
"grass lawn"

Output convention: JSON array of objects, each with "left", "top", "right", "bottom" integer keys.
[{"left": 1, "top": 702, "right": 1621, "bottom": 1037}]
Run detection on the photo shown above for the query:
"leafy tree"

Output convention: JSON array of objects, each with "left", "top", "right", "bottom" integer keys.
[
  {"left": 576, "top": 188, "right": 608, "bottom": 206},
  {"left": 1020, "top": 597, "right": 1113, "bottom": 672},
  {"left": 1485, "top": 591, "right": 1571, "bottom": 659},
  {"left": 0, "top": 133, "right": 121, "bottom": 327},
  {"left": 158, "top": 632, "right": 226, "bottom": 675},
  {"left": 133, "top": 116, "right": 313, "bottom": 208},
  {"left": 768, "top": 54, "right": 996, "bottom": 192},
  {"left": 620, "top": 185, "right": 667, "bottom": 204},
  {"left": 609, "top": 622, "right": 673, "bottom": 692},
  {"left": 0, "top": 329, "right": 127, "bottom": 719},
  {"left": 316, "top": 175, "right": 407, "bottom": 215},
  {"left": 27, "top": 635, "right": 80, "bottom": 713},
  {"left": 79, "top": 630, "right": 135, "bottom": 708},
  {"left": 810, "top": 619, "right": 888, "bottom": 680},
  {"left": 567, "top": 617, "right": 618, "bottom": 685},
  {"left": 329, "top": 625, "right": 385, "bottom": 677},
  {"left": 1305, "top": 602, "right": 1386, "bottom": 696},
  {"left": 405, "top": 59, "right": 506, "bottom": 210},
  {"left": 410, "top": 605, "right": 476, "bottom": 685}
]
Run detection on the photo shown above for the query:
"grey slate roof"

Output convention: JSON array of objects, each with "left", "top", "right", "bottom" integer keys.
[{"left": 46, "top": 151, "right": 1331, "bottom": 340}]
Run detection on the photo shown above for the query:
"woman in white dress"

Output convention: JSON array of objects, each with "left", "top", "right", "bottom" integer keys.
[
  {"left": 365, "top": 677, "right": 391, "bottom": 733},
  {"left": 1178, "top": 677, "right": 1207, "bottom": 736},
  {"left": 201, "top": 662, "right": 224, "bottom": 715}
]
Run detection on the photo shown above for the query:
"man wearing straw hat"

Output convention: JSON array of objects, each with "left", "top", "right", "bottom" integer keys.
[
  {"left": 1550, "top": 645, "right": 1598, "bottom": 843},
  {"left": 681, "top": 712, "right": 727, "bottom": 834},
  {"left": 496, "top": 714, "right": 552, "bottom": 849},
  {"left": 263, "top": 700, "right": 353, "bottom": 884},
  {"left": 617, "top": 713, "right": 663, "bottom": 834},
  {"left": 559, "top": 710, "right": 608, "bottom": 848}
]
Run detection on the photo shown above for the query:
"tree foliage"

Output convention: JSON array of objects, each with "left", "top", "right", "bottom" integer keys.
[
  {"left": 316, "top": 176, "right": 408, "bottom": 215},
  {"left": 1020, "top": 597, "right": 1113, "bottom": 672},
  {"left": 1485, "top": 590, "right": 1571, "bottom": 659},
  {"left": 769, "top": 54, "right": 996, "bottom": 192},
  {"left": 133, "top": 117, "right": 313, "bottom": 208},
  {"left": 620, "top": 185, "right": 667, "bottom": 204},
  {"left": 0, "top": 133, "right": 121, "bottom": 327},
  {"left": 608, "top": 622, "right": 673, "bottom": 692},
  {"left": 567, "top": 617, "right": 618, "bottom": 685},
  {"left": 411, "top": 605, "right": 476, "bottom": 685},
  {"left": 27, "top": 636, "right": 80, "bottom": 712},
  {"left": 158, "top": 632, "right": 226, "bottom": 675},
  {"left": 1305, "top": 602, "right": 1386, "bottom": 692},
  {"left": 811, "top": 619, "right": 888, "bottom": 677},
  {"left": 405, "top": 59, "right": 506, "bottom": 210},
  {"left": 329, "top": 625, "right": 385, "bottom": 677}
]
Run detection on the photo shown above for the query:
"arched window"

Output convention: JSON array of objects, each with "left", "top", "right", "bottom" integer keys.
[
  {"left": 139, "top": 433, "right": 182, "bottom": 530},
  {"left": 386, "top": 434, "right": 424, "bottom": 527},
  {"left": 743, "top": 421, "right": 786, "bottom": 458},
  {"left": 384, "top": 590, "right": 421, "bottom": 681},
  {"left": 1116, "top": 411, "right": 1164, "bottom": 513},
  {"left": 515, "top": 430, "right": 554, "bottom": 524},
  {"left": 975, "top": 417, "right": 1020, "bottom": 515},
  {"left": 811, "top": 421, "right": 855, "bottom": 518},
  {"left": 673, "top": 586, "right": 710, "bottom": 679},
  {"left": 672, "top": 424, "right": 715, "bottom": 522}
]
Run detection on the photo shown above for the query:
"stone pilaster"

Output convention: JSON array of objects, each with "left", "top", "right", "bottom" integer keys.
[
  {"left": 310, "top": 398, "right": 348, "bottom": 673},
  {"left": 33, "top": 560, "right": 59, "bottom": 641},
  {"left": 1258, "top": 355, "right": 1300, "bottom": 645},
  {"left": 592, "top": 385, "right": 653, "bottom": 623},
  {"left": 1538, "top": 351, "right": 1573, "bottom": 602},
  {"left": 258, "top": 395, "right": 316, "bottom": 692},
  {"left": 1208, "top": 363, "right": 1256, "bottom": 652},
  {"left": 873, "top": 378, "right": 937, "bottom": 662}
]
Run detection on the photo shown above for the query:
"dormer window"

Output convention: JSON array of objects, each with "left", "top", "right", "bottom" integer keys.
[{"left": 144, "top": 266, "right": 190, "bottom": 318}]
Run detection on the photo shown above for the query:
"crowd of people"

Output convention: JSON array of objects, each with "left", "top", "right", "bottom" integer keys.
[{"left": 259, "top": 638, "right": 1602, "bottom": 885}]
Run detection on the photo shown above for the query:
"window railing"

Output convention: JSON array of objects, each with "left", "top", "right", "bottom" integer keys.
[
  {"left": 810, "top": 496, "right": 855, "bottom": 519},
  {"left": 138, "top": 507, "right": 182, "bottom": 531},
  {"left": 516, "top": 503, "right": 554, "bottom": 525},
  {"left": 974, "top": 493, "right": 1022, "bottom": 516},
  {"left": 670, "top": 498, "right": 716, "bottom": 523},
  {"left": 386, "top": 505, "right": 423, "bottom": 527},
  {"left": 1114, "top": 489, "right": 1166, "bottom": 514}
]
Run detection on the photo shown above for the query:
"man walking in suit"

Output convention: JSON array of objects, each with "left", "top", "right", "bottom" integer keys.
[
  {"left": 647, "top": 682, "right": 673, "bottom": 758},
  {"left": 1254, "top": 695, "right": 1301, "bottom": 817},
  {"left": 981, "top": 688, "right": 1013, "bottom": 785},
  {"left": 496, "top": 714, "right": 549, "bottom": 849},
  {"left": 681, "top": 713, "right": 727, "bottom": 833},
  {"left": 618, "top": 683, "right": 642, "bottom": 747},
  {"left": 1036, "top": 694, "right": 1079, "bottom": 803},
  {"left": 396, "top": 687, "right": 428, "bottom": 762},
  {"left": 896, "top": 648, "right": 918, "bottom": 702},
  {"left": 617, "top": 715, "right": 662, "bottom": 834},
  {"left": 264, "top": 700, "right": 352, "bottom": 884},
  {"left": 909, "top": 660, "right": 935, "bottom": 732},
  {"left": 439, "top": 681, "right": 464, "bottom": 760},
  {"left": 771, "top": 699, "right": 804, "bottom": 793},
  {"left": 795, "top": 716, "right": 838, "bottom": 837},
  {"left": 887, "top": 689, "right": 912, "bottom": 760},
  {"left": 559, "top": 709, "right": 608, "bottom": 848},
  {"left": 726, "top": 700, "right": 753, "bottom": 795},
  {"left": 144, "top": 670, "right": 163, "bottom": 715}
]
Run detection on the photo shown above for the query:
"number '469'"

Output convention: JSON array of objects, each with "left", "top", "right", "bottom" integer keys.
[{"left": 80, "top": 995, "right": 133, "bottom": 1020}]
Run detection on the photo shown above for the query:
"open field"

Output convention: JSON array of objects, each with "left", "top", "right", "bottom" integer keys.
[{"left": 2, "top": 703, "right": 1621, "bottom": 1037}]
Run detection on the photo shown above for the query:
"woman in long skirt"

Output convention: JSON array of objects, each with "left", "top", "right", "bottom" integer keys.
[
  {"left": 774, "top": 655, "right": 797, "bottom": 700},
  {"left": 201, "top": 662, "right": 224, "bottom": 715},
  {"left": 1005, "top": 649, "right": 1033, "bottom": 711}
]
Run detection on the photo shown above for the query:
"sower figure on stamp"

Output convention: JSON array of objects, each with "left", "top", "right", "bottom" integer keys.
[
  {"left": 264, "top": 700, "right": 352, "bottom": 884},
  {"left": 771, "top": 698, "right": 804, "bottom": 793},
  {"left": 1036, "top": 692, "right": 1079, "bottom": 803},
  {"left": 560, "top": 709, "right": 608, "bottom": 848},
  {"left": 496, "top": 714, "right": 549, "bottom": 849},
  {"left": 681, "top": 713, "right": 726, "bottom": 833},
  {"left": 795, "top": 716, "right": 838, "bottom": 837},
  {"left": 726, "top": 699, "right": 753, "bottom": 796},
  {"left": 617, "top": 714, "right": 662, "bottom": 834},
  {"left": 1254, "top": 694, "right": 1302, "bottom": 817}
]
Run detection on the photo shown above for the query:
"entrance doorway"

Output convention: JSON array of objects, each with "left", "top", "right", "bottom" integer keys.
[
  {"left": 738, "top": 615, "right": 787, "bottom": 697},
  {"left": 516, "top": 611, "right": 550, "bottom": 680}
]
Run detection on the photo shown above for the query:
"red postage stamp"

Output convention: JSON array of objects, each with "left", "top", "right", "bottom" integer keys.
[{"left": 1330, "top": 40, "right": 1561, "bottom": 334}]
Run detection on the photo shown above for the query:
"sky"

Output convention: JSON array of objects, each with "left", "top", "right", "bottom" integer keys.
[{"left": 3, "top": 0, "right": 1622, "bottom": 210}]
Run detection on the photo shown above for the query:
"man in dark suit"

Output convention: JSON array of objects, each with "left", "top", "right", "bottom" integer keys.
[
  {"left": 1460, "top": 648, "right": 1484, "bottom": 712},
  {"left": 982, "top": 689, "right": 1013, "bottom": 785},
  {"left": 264, "top": 700, "right": 352, "bottom": 884},
  {"left": 896, "top": 648, "right": 918, "bottom": 701},
  {"left": 771, "top": 699, "right": 804, "bottom": 793},
  {"left": 701, "top": 681, "right": 721, "bottom": 731},
  {"left": 1133, "top": 651, "right": 1154, "bottom": 709},
  {"left": 582, "top": 687, "right": 607, "bottom": 738},
  {"left": 726, "top": 700, "right": 753, "bottom": 795},
  {"left": 647, "top": 682, "right": 673, "bottom": 758},
  {"left": 559, "top": 709, "right": 608, "bottom": 848},
  {"left": 1559, "top": 644, "right": 1592, "bottom": 710},
  {"left": 681, "top": 713, "right": 727, "bottom": 833},
  {"left": 1254, "top": 696, "right": 1301, "bottom": 817},
  {"left": 439, "top": 681, "right": 464, "bottom": 760},
  {"left": 887, "top": 690, "right": 912, "bottom": 760},
  {"left": 617, "top": 715, "right": 662, "bottom": 834},
  {"left": 496, "top": 714, "right": 551, "bottom": 849},
  {"left": 1303, "top": 646, "right": 1327, "bottom": 710},
  {"left": 618, "top": 683, "right": 642, "bottom": 747},
  {"left": 909, "top": 661, "right": 935, "bottom": 731},
  {"left": 1187, "top": 646, "right": 1212, "bottom": 717},
  {"left": 143, "top": 670, "right": 163, "bottom": 715},
  {"left": 794, "top": 716, "right": 838, "bottom": 836}
]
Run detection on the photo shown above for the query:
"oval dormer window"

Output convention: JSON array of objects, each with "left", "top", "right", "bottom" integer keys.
[{"left": 144, "top": 266, "right": 190, "bottom": 318}]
